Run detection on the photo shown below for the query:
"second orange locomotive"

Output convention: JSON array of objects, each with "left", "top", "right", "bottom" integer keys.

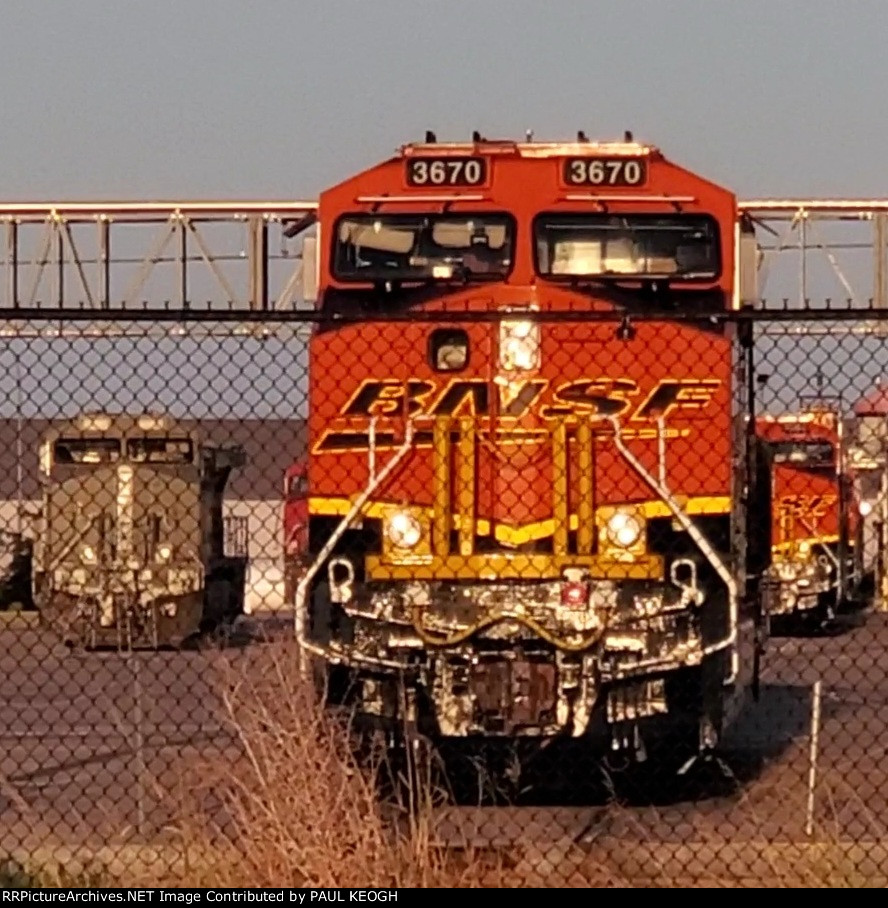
[{"left": 757, "top": 407, "right": 861, "bottom": 630}]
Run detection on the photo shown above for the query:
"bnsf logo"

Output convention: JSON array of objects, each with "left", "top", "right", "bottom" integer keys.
[
  {"left": 777, "top": 494, "right": 838, "bottom": 520},
  {"left": 314, "top": 377, "right": 722, "bottom": 453}
]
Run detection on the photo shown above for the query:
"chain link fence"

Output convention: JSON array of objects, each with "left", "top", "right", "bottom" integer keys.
[{"left": 0, "top": 307, "right": 887, "bottom": 886}]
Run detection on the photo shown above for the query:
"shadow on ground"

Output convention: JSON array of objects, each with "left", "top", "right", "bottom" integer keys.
[{"left": 415, "top": 680, "right": 829, "bottom": 811}]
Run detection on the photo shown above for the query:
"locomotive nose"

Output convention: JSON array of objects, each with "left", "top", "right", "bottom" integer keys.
[{"left": 49, "top": 464, "right": 199, "bottom": 565}]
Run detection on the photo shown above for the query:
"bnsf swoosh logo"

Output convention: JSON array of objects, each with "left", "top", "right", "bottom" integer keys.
[
  {"left": 314, "top": 377, "right": 722, "bottom": 453},
  {"left": 777, "top": 494, "right": 838, "bottom": 520}
]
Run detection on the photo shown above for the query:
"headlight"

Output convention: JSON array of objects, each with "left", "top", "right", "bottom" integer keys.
[
  {"left": 859, "top": 500, "right": 873, "bottom": 517},
  {"left": 605, "top": 511, "right": 643, "bottom": 548},
  {"left": 157, "top": 544, "right": 172, "bottom": 562},
  {"left": 80, "top": 545, "right": 97, "bottom": 564},
  {"left": 385, "top": 511, "right": 422, "bottom": 549},
  {"left": 499, "top": 318, "right": 540, "bottom": 371}
]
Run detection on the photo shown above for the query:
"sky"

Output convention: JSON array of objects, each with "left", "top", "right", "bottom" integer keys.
[
  {"left": 0, "top": 1, "right": 886, "bottom": 422},
  {"left": 1, "top": 1, "right": 887, "bottom": 201}
]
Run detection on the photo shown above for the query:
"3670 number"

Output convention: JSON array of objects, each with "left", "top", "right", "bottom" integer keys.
[
  {"left": 563, "top": 158, "right": 647, "bottom": 187},
  {"left": 406, "top": 157, "right": 487, "bottom": 187}
]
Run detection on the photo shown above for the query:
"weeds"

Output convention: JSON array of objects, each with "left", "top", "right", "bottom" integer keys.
[
  {"left": 0, "top": 856, "right": 111, "bottom": 888},
  {"left": 115, "top": 639, "right": 888, "bottom": 888},
  {"left": 157, "top": 641, "right": 507, "bottom": 887}
]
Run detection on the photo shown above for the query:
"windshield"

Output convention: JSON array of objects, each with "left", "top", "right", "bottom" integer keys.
[
  {"left": 332, "top": 214, "right": 514, "bottom": 283},
  {"left": 534, "top": 214, "right": 720, "bottom": 280},
  {"left": 53, "top": 438, "right": 121, "bottom": 464},
  {"left": 126, "top": 437, "right": 194, "bottom": 463},
  {"left": 771, "top": 441, "right": 834, "bottom": 466}
]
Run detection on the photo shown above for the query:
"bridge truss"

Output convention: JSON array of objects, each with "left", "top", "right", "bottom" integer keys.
[
  {"left": 0, "top": 197, "right": 886, "bottom": 320},
  {"left": 0, "top": 201, "right": 317, "bottom": 315},
  {"left": 741, "top": 199, "right": 888, "bottom": 309}
]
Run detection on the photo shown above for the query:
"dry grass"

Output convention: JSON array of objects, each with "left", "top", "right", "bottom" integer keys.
[
  {"left": 120, "top": 637, "right": 888, "bottom": 888},
  {"left": 153, "top": 640, "right": 511, "bottom": 888}
]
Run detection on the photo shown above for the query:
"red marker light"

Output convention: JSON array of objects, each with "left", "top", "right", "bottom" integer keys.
[{"left": 561, "top": 581, "right": 589, "bottom": 608}]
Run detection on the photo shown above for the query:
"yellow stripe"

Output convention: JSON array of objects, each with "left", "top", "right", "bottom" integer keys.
[
  {"left": 308, "top": 494, "right": 732, "bottom": 547},
  {"left": 433, "top": 417, "right": 451, "bottom": 557},
  {"left": 772, "top": 534, "right": 839, "bottom": 555},
  {"left": 365, "top": 553, "right": 664, "bottom": 582},
  {"left": 576, "top": 418, "right": 594, "bottom": 555},
  {"left": 552, "top": 419, "right": 569, "bottom": 556},
  {"left": 457, "top": 417, "right": 475, "bottom": 556}
]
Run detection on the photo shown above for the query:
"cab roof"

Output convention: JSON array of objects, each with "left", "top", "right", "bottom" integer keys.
[
  {"left": 399, "top": 139, "right": 659, "bottom": 159},
  {"left": 44, "top": 411, "right": 194, "bottom": 440}
]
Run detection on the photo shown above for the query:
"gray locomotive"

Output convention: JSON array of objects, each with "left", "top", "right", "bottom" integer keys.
[{"left": 32, "top": 412, "right": 247, "bottom": 649}]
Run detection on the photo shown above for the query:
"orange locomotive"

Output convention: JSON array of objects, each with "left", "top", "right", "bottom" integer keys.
[
  {"left": 756, "top": 408, "right": 859, "bottom": 629},
  {"left": 293, "top": 133, "right": 761, "bottom": 767}
]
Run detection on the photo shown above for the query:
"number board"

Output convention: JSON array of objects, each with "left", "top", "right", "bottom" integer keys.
[
  {"left": 563, "top": 157, "right": 647, "bottom": 187},
  {"left": 406, "top": 156, "right": 488, "bottom": 187}
]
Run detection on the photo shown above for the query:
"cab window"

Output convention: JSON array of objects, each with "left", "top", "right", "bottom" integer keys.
[
  {"left": 534, "top": 213, "right": 720, "bottom": 281},
  {"left": 127, "top": 437, "right": 194, "bottom": 463},
  {"left": 53, "top": 438, "right": 121, "bottom": 464},
  {"left": 332, "top": 213, "right": 515, "bottom": 284},
  {"left": 771, "top": 441, "right": 834, "bottom": 466}
]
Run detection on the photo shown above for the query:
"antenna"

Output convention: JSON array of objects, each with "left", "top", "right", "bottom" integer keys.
[
  {"left": 624, "top": 130, "right": 634, "bottom": 142},
  {"left": 472, "top": 130, "right": 483, "bottom": 142},
  {"left": 577, "top": 130, "right": 588, "bottom": 143},
  {"left": 526, "top": 129, "right": 534, "bottom": 142},
  {"left": 425, "top": 130, "right": 437, "bottom": 143}
]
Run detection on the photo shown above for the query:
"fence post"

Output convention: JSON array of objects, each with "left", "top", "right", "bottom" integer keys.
[
  {"left": 881, "top": 480, "right": 888, "bottom": 614},
  {"left": 875, "top": 214, "right": 888, "bottom": 338}
]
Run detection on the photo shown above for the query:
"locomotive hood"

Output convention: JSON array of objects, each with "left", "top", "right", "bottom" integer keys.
[{"left": 40, "top": 463, "right": 201, "bottom": 568}]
